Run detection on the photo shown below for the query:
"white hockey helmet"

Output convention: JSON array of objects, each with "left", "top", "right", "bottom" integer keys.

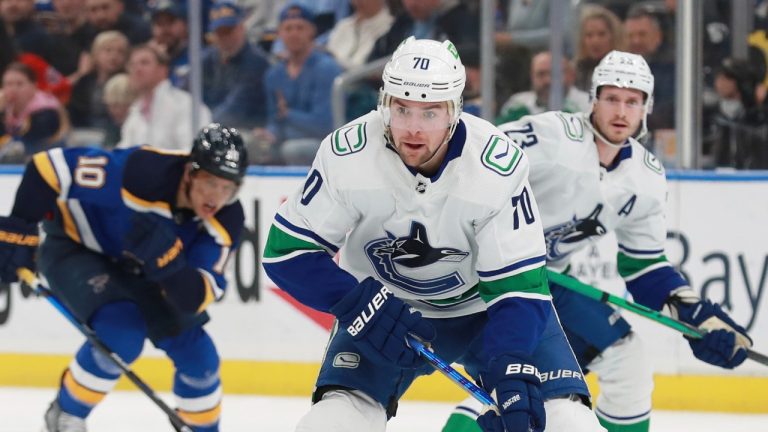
[
  {"left": 378, "top": 37, "right": 466, "bottom": 140},
  {"left": 589, "top": 50, "right": 655, "bottom": 141}
]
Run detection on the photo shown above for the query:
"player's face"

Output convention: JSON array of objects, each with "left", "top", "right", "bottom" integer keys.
[
  {"left": 592, "top": 86, "right": 645, "bottom": 143},
  {"left": 188, "top": 170, "right": 238, "bottom": 220},
  {"left": 389, "top": 98, "right": 451, "bottom": 168}
]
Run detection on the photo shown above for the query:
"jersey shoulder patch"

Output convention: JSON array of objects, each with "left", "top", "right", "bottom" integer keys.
[
  {"left": 463, "top": 112, "right": 525, "bottom": 177},
  {"left": 331, "top": 121, "right": 368, "bottom": 156},
  {"left": 553, "top": 111, "right": 585, "bottom": 142},
  {"left": 328, "top": 111, "right": 383, "bottom": 157},
  {"left": 641, "top": 147, "right": 665, "bottom": 175},
  {"left": 625, "top": 142, "right": 668, "bottom": 203},
  {"left": 480, "top": 134, "right": 524, "bottom": 176}
]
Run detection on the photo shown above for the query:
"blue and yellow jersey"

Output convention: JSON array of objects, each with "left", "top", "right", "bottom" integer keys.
[{"left": 22, "top": 146, "right": 244, "bottom": 310}]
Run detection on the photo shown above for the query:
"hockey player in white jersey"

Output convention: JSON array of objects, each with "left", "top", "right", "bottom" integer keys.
[
  {"left": 442, "top": 51, "right": 754, "bottom": 432},
  {"left": 262, "top": 37, "right": 605, "bottom": 432}
]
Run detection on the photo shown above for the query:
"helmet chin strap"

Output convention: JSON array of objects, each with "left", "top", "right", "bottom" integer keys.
[
  {"left": 415, "top": 128, "right": 452, "bottom": 172},
  {"left": 583, "top": 112, "right": 648, "bottom": 149}
]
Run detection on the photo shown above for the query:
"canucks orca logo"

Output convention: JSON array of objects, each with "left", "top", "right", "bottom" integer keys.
[
  {"left": 365, "top": 222, "right": 469, "bottom": 295},
  {"left": 544, "top": 204, "right": 607, "bottom": 261}
]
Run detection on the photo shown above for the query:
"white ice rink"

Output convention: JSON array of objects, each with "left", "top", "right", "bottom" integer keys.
[{"left": 2, "top": 387, "right": 767, "bottom": 432}]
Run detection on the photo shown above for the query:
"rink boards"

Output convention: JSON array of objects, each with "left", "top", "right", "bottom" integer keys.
[{"left": 0, "top": 166, "right": 766, "bottom": 413}]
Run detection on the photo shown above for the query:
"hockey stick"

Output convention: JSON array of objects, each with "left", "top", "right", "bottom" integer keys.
[
  {"left": 407, "top": 336, "right": 538, "bottom": 432},
  {"left": 546, "top": 270, "right": 768, "bottom": 367},
  {"left": 406, "top": 335, "right": 495, "bottom": 406},
  {"left": 17, "top": 268, "right": 194, "bottom": 432}
]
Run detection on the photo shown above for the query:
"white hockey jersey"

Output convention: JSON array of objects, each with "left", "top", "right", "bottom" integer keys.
[
  {"left": 498, "top": 111, "right": 687, "bottom": 309},
  {"left": 263, "top": 110, "right": 550, "bottom": 319}
]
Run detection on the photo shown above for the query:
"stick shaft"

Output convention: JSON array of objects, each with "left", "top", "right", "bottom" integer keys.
[
  {"left": 18, "top": 268, "right": 194, "bottom": 432},
  {"left": 547, "top": 270, "right": 768, "bottom": 367},
  {"left": 406, "top": 335, "right": 495, "bottom": 406}
]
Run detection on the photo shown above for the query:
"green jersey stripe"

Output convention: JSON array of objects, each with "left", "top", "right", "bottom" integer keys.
[
  {"left": 617, "top": 252, "right": 670, "bottom": 278},
  {"left": 478, "top": 266, "right": 549, "bottom": 304},
  {"left": 264, "top": 224, "right": 325, "bottom": 259}
]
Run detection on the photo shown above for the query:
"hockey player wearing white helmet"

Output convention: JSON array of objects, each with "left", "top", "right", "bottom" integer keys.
[
  {"left": 443, "top": 51, "right": 753, "bottom": 432},
  {"left": 263, "top": 37, "right": 606, "bottom": 432}
]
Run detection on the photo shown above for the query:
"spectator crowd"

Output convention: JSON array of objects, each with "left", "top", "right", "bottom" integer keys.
[{"left": 1, "top": 0, "right": 767, "bottom": 168}]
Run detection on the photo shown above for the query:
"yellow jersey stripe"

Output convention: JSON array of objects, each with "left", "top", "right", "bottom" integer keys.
[
  {"left": 178, "top": 403, "right": 222, "bottom": 426},
  {"left": 197, "top": 272, "right": 215, "bottom": 313},
  {"left": 206, "top": 217, "right": 232, "bottom": 247},
  {"left": 63, "top": 370, "right": 106, "bottom": 406},
  {"left": 57, "top": 200, "right": 81, "bottom": 243},
  {"left": 33, "top": 152, "right": 61, "bottom": 194},
  {"left": 121, "top": 188, "right": 172, "bottom": 213},
  {"left": 139, "top": 145, "right": 189, "bottom": 156}
]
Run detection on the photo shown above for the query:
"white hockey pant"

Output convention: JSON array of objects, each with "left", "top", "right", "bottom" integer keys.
[
  {"left": 294, "top": 389, "right": 387, "bottom": 432},
  {"left": 299, "top": 389, "right": 606, "bottom": 431},
  {"left": 587, "top": 331, "right": 654, "bottom": 426}
]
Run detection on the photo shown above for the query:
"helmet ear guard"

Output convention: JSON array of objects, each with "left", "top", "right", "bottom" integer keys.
[{"left": 378, "top": 37, "right": 466, "bottom": 142}]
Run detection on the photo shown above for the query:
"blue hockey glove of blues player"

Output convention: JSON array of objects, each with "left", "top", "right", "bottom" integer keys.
[
  {"left": 123, "top": 213, "right": 185, "bottom": 281},
  {"left": 0, "top": 215, "right": 39, "bottom": 283},
  {"left": 330, "top": 277, "right": 436, "bottom": 369},
  {"left": 478, "top": 353, "right": 545, "bottom": 432},
  {"left": 668, "top": 289, "right": 752, "bottom": 369}
]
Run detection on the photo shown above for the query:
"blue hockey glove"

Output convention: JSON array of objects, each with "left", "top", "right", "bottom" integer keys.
[
  {"left": 668, "top": 289, "right": 753, "bottom": 369},
  {"left": 478, "top": 353, "right": 545, "bottom": 432},
  {"left": 123, "top": 213, "right": 185, "bottom": 281},
  {"left": 330, "top": 277, "right": 436, "bottom": 369},
  {"left": 0, "top": 216, "right": 39, "bottom": 283}
]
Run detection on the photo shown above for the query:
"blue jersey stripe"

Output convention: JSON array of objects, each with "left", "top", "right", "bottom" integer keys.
[
  {"left": 477, "top": 255, "right": 546, "bottom": 278},
  {"left": 275, "top": 213, "right": 339, "bottom": 253},
  {"left": 618, "top": 244, "right": 664, "bottom": 255}
]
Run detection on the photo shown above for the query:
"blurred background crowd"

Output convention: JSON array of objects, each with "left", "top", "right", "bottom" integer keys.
[{"left": 1, "top": 0, "right": 767, "bottom": 169}]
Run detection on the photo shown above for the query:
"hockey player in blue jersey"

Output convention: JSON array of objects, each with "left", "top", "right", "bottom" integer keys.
[
  {"left": 0, "top": 124, "right": 247, "bottom": 431},
  {"left": 442, "top": 51, "right": 754, "bottom": 432},
  {"left": 263, "top": 37, "right": 606, "bottom": 432}
]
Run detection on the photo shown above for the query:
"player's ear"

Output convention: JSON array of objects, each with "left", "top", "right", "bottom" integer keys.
[{"left": 183, "top": 163, "right": 195, "bottom": 181}]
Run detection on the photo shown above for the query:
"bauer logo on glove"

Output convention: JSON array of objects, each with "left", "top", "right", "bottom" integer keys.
[
  {"left": 505, "top": 363, "right": 540, "bottom": 376},
  {"left": 0, "top": 230, "right": 39, "bottom": 246},
  {"left": 346, "top": 285, "right": 392, "bottom": 337},
  {"left": 156, "top": 238, "right": 183, "bottom": 269}
]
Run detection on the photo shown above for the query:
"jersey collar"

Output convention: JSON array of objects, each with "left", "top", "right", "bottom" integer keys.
[{"left": 602, "top": 143, "right": 633, "bottom": 172}]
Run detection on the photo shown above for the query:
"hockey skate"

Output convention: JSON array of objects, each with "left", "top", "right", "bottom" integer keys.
[{"left": 43, "top": 400, "right": 87, "bottom": 432}]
